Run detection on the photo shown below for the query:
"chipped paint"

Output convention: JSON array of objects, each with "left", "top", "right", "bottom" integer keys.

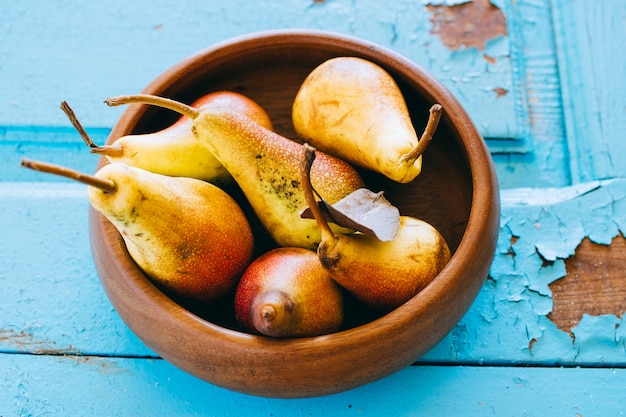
[
  {"left": 493, "top": 87, "right": 508, "bottom": 98},
  {"left": 0, "top": 328, "right": 79, "bottom": 355},
  {"left": 427, "top": 0, "right": 508, "bottom": 51},
  {"left": 1, "top": 0, "right": 626, "bottom": 412},
  {"left": 483, "top": 54, "right": 497, "bottom": 64},
  {"left": 552, "top": 0, "right": 626, "bottom": 182},
  {"left": 495, "top": 179, "right": 626, "bottom": 359},
  {"left": 549, "top": 235, "right": 626, "bottom": 334},
  {"left": 15, "top": 177, "right": 624, "bottom": 368},
  {"left": 70, "top": 355, "right": 130, "bottom": 375},
  {"left": 423, "top": 178, "right": 626, "bottom": 365}
]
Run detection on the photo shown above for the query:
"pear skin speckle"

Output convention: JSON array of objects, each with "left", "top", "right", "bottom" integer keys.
[
  {"left": 191, "top": 105, "right": 364, "bottom": 249},
  {"left": 89, "top": 163, "right": 254, "bottom": 301}
]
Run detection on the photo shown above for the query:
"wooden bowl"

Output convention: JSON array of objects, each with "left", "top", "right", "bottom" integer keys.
[{"left": 89, "top": 29, "right": 500, "bottom": 398}]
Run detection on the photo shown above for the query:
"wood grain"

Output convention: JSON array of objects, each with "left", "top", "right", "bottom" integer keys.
[
  {"left": 549, "top": 234, "right": 626, "bottom": 333},
  {"left": 427, "top": 0, "right": 507, "bottom": 51},
  {"left": 551, "top": 0, "right": 626, "bottom": 182}
]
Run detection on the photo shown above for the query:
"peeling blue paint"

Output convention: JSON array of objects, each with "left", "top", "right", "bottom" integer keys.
[
  {"left": 572, "top": 314, "right": 625, "bottom": 364},
  {"left": 551, "top": 0, "right": 626, "bottom": 182},
  {"left": 0, "top": 0, "right": 579, "bottom": 189},
  {"left": 1, "top": 0, "right": 626, "bottom": 413},
  {"left": 0, "top": 1, "right": 518, "bottom": 143},
  {"left": 425, "top": 179, "right": 626, "bottom": 365},
  {"left": 3, "top": 178, "right": 624, "bottom": 368}
]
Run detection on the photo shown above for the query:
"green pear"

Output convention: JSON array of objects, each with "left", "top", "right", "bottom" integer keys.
[
  {"left": 104, "top": 94, "right": 366, "bottom": 250},
  {"left": 300, "top": 144, "right": 451, "bottom": 311},
  {"left": 234, "top": 247, "right": 344, "bottom": 338},
  {"left": 65, "top": 91, "right": 273, "bottom": 186},
  {"left": 292, "top": 56, "right": 442, "bottom": 184},
  {"left": 21, "top": 159, "right": 255, "bottom": 301}
]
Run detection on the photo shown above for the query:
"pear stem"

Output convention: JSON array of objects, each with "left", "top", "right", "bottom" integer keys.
[
  {"left": 59, "top": 100, "right": 125, "bottom": 157},
  {"left": 400, "top": 103, "right": 443, "bottom": 164},
  {"left": 104, "top": 94, "right": 199, "bottom": 120},
  {"left": 87, "top": 143, "right": 125, "bottom": 158},
  {"left": 20, "top": 158, "right": 117, "bottom": 193},
  {"left": 60, "top": 100, "right": 94, "bottom": 147},
  {"left": 300, "top": 144, "right": 338, "bottom": 245}
]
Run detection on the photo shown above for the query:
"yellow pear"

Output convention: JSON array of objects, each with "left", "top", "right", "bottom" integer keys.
[
  {"left": 63, "top": 91, "right": 273, "bottom": 186},
  {"left": 104, "top": 94, "right": 366, "bottom": 250},
  {"left": 21, "top": 159, "right": 255, "bottom": 301},
  {"left": 300, "top": 144, "right": 451, "bottom": 311},
  {"left": 292, "top": 56, "right": 442, "bottom": 183}
]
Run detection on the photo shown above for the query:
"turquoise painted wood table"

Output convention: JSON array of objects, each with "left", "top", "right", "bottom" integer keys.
[{"left": 1, "top": 1, "right": 625, "bottom": 415}]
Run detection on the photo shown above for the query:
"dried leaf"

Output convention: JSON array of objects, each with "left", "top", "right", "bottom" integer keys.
[{"left": 301, "top": 188, "right": 400, "bottom": 241}]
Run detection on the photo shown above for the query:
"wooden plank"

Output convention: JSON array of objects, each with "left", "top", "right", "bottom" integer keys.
[
  {"left": 1, "top": 353, "right": 625, "bottom": 416},
  {"left": 424, "top": 178, "right": 626, "bottom": 365},
  {"left": 551, "top": 0, "right": 626, "bottom": 182},
  {"left": 0, "top": 1, "right": 518, "bottom": 139},
  {"left": 493, "top": 0, "right": 571, "bottom": 187},
  {"left": 2, "top": 1, "right": 625, "bottom": 414},
  {"left": 421, "top": 0, "right": 523, "bottom": 142},
  {"left": 0, "top": 127, "right": 106, "bottom": 182},
  {"left": 0, "top": 182, "right": 154, "bottom": 357},
  {"left": 0, "top": 1, "right": 583, "bottom": 189},
  {"left": 3, "top": 179, "right": 626, "bottom": 367},
  {"left": 2, "top": 0, "right": 625, "bottom": 387}
]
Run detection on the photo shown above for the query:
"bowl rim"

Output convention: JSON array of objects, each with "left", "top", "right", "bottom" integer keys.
[{"left": 91, "top": 28, "right": 500, "bottom": 397}]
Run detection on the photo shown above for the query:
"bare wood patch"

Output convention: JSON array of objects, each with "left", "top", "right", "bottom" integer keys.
[
  {"left": 483, "top": 54, "right": 497, "bottom": 64},
  {"left": 427, "top": 0, "right": 508, "bottom": 51},
  {"left": 493, "top": 87, "right": 508, "bottom": 98},
  {"left": 548, "top": 234, "right": 626, "bottom": 334}
]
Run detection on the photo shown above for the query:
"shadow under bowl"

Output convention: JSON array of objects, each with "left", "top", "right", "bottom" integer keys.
[{"left": 89, "top": 29, "right": 500, "bottom": 398}]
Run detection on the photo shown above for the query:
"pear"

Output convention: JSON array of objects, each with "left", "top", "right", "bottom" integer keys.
[
  {"left": 104, "top": 94, "right": 366, "bottom": 250},
  {"left": 63, "top": 91, "right": 273, "bottom": 186},
  {"left": 292, "top": 56, "right": 442, "bottom": 183},
  {"left": 234, "top": 247, "right": 344, "bottom": 338},
  {"left": 300, "top": 144, "right": 451, "bottom": 312},
  {"left": 20, "top": 158, "right": 255, "bottom": 301}
]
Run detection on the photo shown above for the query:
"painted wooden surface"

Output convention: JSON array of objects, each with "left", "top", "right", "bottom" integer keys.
[
  {"left": 1, "top": 1, "right": 625, "bottom": 415},
  {"left": 2, "top": 355, "right": 625, "bottom": 416}
]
